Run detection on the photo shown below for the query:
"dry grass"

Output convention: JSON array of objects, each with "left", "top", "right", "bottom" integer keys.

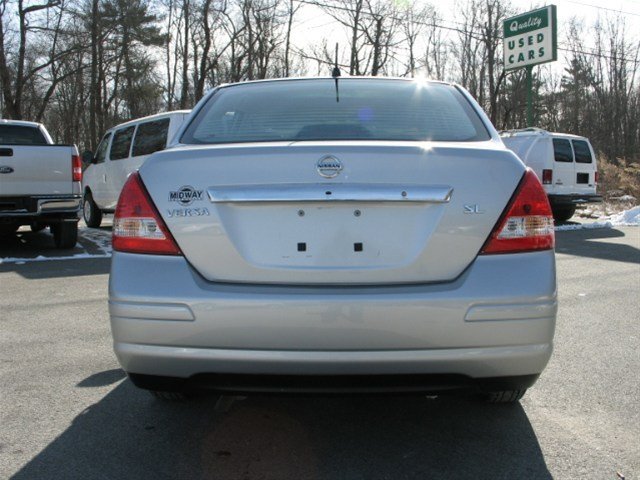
[
  {"left": 597, "top": 156, "right": 640, "bottom": 203},
  {"left": 582, "top": 156, "right": 640, "bottom": 217}
]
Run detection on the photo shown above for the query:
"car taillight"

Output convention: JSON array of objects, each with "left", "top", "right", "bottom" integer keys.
[
  {"left": 542, "top": 169, "right": 552, "bottom": 185},
  {"left": 481, "top": 169, "right": 554, "bottom": 255},
  {"left": 113, "top": 172, "right": 181, "bottom": 255},
  {"left": 72, "top": 155, "right": 82, "bottom": 182},
  {"left": 594, "top": 171, "right": 599, "bottom": 184}
]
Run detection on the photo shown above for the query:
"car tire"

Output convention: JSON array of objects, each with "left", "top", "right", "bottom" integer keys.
[
  {"left": 83, "top": 192, "right": 103, "bottom": 228},
  {"left": 0, "top": 223, "right": 19, "bottom": 237},
  {"left": 52, "top": 221, "right": 78, "bottom": 249},
  {"left": 30, "top": 222, "right": 46, "bottom": 233},
  {"left": 552, "top": 205, "right": 576, "bottom": 222},
  {"left": 484, "top": 389, "right": 527, "bottom": 403}
]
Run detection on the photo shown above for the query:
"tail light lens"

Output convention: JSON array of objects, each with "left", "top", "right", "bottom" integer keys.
[
  {"left": 542, "top": 169, "right": 552, "bottom": 185},
  {"left": 594, "top": 171, "right": 599, "bottom": 184},
  {"left": 72, "top": 155, "right": 82, "bottom": 182},
  {"left": 113, "top": 172, "right": 181, "bottom": 255},
  {"left": 481, "top": 169, "right": 554, "bottom": 254}
]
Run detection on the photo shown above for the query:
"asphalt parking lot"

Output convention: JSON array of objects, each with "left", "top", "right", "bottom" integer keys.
[{"left": 1, "top": 222, "right": 638, "bottom": 480}]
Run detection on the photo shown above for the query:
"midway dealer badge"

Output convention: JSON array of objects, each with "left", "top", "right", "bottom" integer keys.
[{"left": 169, "top": 185, "right": 204, "bottom": 205}]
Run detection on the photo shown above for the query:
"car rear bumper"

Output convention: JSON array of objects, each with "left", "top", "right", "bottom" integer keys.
[
  {"left": 548, "top": 193, "right": 602, "bottom": 205},
  {"left": 127, "top": 372, "right": 541, "bottom": 395},
  {"left": 109, "top": 250, "right": 557, "bottom": 386},
  {"left": 0, "top": 194, "right": 81, "bottom": 218}
]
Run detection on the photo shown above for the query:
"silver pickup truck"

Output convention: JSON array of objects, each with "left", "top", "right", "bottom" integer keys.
[{"left": 0, "top": 119, "right": 81, "bottom": 248}]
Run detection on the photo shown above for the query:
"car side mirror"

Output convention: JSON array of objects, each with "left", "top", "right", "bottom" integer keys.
[{"left": 82, "top": 150, "right": 95, "bottom": 165}]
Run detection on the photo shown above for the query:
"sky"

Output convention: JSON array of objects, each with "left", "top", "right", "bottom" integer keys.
[{"left": 288, "top": 0, "right": 640, "bottom": 77}]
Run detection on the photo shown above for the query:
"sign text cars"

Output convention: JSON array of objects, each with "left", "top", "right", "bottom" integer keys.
[{"left": 503, "top": 5, "right": 557, "bottom": 71}]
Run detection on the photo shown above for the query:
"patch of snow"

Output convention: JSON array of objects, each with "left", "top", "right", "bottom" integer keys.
[
  {"left": 79, "top": 227, "right": 112, "bottom": 255},
  {"left": 0, "top": 252, "right": 111, "bottom": 264},
  {"left": 555, "top": 206, "right": 640, "bottom": 230},
  {"left": 555, "top": 221, "right": 612, "bottom": 231},
  {"left": 608, "top": 206, "right": 640, "bottom": 226},
  {"left": 577, "top": 208, "right": 602, "bottom": 219},
  {"left": 610, "top": 194, "right": 637, "bottom": 202},
  {"left": 0, "top": 227, "right": 113, "bottom": 264}
]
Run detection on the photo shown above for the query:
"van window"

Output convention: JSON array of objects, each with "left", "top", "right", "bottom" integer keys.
[
  {"left": 572, "top": 140, "right": 593, "bottom": 163},
  {"left": 109, "top": 126, "right": 135, "bottom": 160},
  {"left": 132, "top": 118, "right": 170, "bottom": 157},
  {"left": 94, "top": 132, "right": 112, "bottom": 164},
  {"left": 553, "top": 139, "right": 573, "bottom": 163}
]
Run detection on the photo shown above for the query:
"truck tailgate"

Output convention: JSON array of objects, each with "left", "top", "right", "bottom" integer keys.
[{"left": 0, "top": 145, "right": 75, "bottom": 195}]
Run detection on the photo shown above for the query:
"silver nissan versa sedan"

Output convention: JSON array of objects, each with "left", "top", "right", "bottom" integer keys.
[{"left": 108, "top": 77, "right": 557, "bottom": 403}]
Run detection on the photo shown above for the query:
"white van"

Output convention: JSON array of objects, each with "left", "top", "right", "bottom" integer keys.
[
  {"left": 500, "top": 128, "right": 601, "bottom": 221},
  {"left": 82, "top": 110, "right": 190, "bottom": 227}
]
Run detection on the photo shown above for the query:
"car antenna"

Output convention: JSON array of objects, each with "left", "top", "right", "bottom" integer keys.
[{"left": 331, "top": 42, "right": 341, "bottom": 103}]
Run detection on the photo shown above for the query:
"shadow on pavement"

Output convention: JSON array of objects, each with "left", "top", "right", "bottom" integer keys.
[
  {"left": 77, "top": 369, "right": 126, "bottom": 388},
  {"left": 555, "top": 223, "right": 625, "bottom": 239},
  {"left": 0, "top": 226, "right": 111, "bottom": 258},
  {"left": 12, "top": 379, "right": 551, "bottom": 480},
  {"left": 1, "top": 225, "right": 112, "bottom": 278},
  {"left": 0, "top": 257, "right": 111, "bottom": 279},
  {"left": 555, "top": 227, "right": 640, "bottom": 265}
]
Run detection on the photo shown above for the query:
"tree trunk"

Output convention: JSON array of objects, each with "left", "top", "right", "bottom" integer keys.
[{"left": 180, "top": 0, "right": 190, "bottom": 109}]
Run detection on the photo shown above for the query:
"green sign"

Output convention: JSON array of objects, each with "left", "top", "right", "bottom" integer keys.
[{"left": 503, "top": 5, "right": 557, "bottom": 71}]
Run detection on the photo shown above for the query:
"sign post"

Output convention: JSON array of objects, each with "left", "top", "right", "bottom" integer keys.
[
  {"left": 526, "top": 65, "right": 533, "bottom": 127},
  {"left": 503, "top": 5, "right": 557, "bottom": 127}
]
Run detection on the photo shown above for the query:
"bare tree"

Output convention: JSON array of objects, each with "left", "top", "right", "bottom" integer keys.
[{"left": 0, "top": 0, "right": 67, "bottom": 119}]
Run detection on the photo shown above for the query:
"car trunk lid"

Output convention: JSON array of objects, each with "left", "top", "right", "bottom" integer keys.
[{"left": 140, "top": 141, "right": 524, "bottom": 285}]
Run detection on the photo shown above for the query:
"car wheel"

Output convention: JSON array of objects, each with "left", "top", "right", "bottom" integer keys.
[
  {"left": 484, "top": 389, "right": 527, "bottom": 403},
  {"left": 30, "top": 222, "right": 46, "bottom": 233},
  {"left": 52, "top": 221, "right": 78, "bottom": 249},
  {"left": 0, "top": 223, "right": 19, "bottom": 237},
  {"left": 552, "top": 205, "right": 576, "bottom": 222},
  {"left": 83, "top": 192, "right": 103, "bottom": 228}
]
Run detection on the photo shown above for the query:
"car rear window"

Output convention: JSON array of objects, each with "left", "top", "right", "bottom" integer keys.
[
  {"left": 181, "top": 79, "right": 490, "bottom": 144},
  {"left": 110, "top": 126, "right": 135, "bottom": 160},
  {"left": 553, "top": 138, "right": 573, "bottom": 162},
  {"left": 0, "top": 125, "right": 47, "bottom": 145},
  {"left": 132, "top": 118, "right": 170, "bottom": 157},
  {"left": 572, "top": 140, "right": 593, "bottom": 163}
]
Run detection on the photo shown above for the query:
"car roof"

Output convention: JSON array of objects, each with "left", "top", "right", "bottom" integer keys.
[
  {"left": 215, "top": 76, "right": 453, "bottom": 90},
  {"left": 0, "top": 119, "right": 43, "bottom": 128},
  {"left": 500, "top": 128, "right": 589, "bottom": 142},
  {"left": 108, "top": 110, "right": 191, "bottom": 132}
]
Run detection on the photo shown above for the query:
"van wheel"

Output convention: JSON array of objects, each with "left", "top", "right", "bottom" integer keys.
[
  {"left": 83, "top": 192, "right": 103, "bottom": 228},
  {"left": 52, "top": 222, "right": 78, "bottom": 249},
  {"left": 552, "top": 205, "right": 576, "bottom": 222},
  {"left": 484, "top": 389, "right": 527, "bottom": 403}
]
